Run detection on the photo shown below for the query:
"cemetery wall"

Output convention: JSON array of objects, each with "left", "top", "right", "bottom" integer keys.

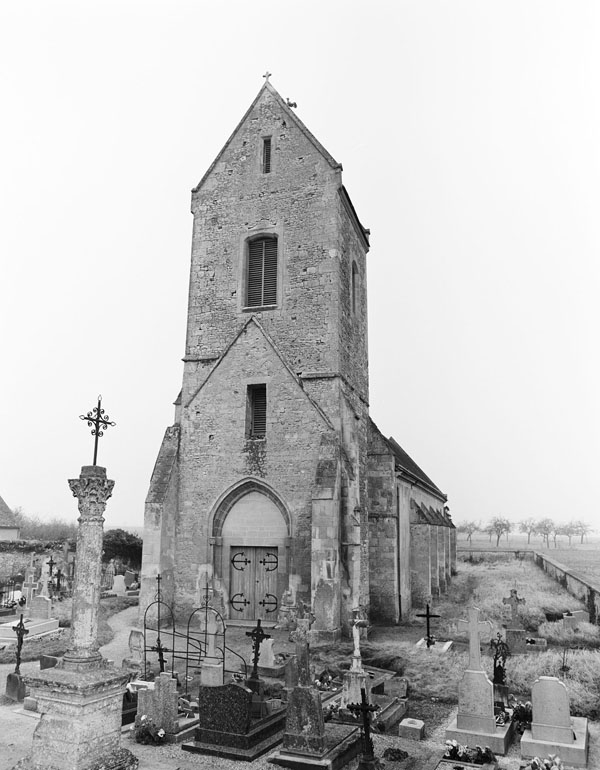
[{"left": 534, "top": 551, "right": 600, "bottom": 624}]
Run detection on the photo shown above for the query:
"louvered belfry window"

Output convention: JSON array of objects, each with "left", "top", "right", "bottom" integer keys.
[
  {"left": 248, "top": 384, "right": 267, "bottom": 438},
  {"left": 247, "top": 237, "right": 277, "bottom": 307},
  {"left": 262, "top": 137, "right": 272, "bottom": 173}
]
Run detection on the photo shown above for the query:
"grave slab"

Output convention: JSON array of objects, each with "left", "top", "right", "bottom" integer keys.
[
  {"left": 415, "top": 638, "right": 453, "bottom": 653},
  {"left": 269, "top": 723, "right": 361, "bottom": 770},
  {"left": 0, "top": 617, "right": 59, "bottom": 641},
  {"left": 521, "top": 717, "right": 589, "bottom": 768}
]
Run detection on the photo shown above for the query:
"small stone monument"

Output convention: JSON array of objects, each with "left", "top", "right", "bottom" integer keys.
[
  {"left": 446, "top": 606, "right": 514, "bottom": 754},
  {"left": 136, "top": 672, "right": 179, "bottom": 736},
  {"left": 269, "top": 604, "right": 362, "bottom": 769},
  {"left": 503, "top": 589, "right": 528, "bottom": 653},
  {"left": 200, "top": 607, "right": 224, "bottom": 687},
  {"left": 12, "top": 400, "right": 137, "bottom": 770},
  {"left": 521, "top": 676, "right": 589, "bottom": 767},
  {"left": 340, "top": 607, "right": 371, "bottom": 709}
]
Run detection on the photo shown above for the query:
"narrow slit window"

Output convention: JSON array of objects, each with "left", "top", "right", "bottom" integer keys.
[
  {"left": 246, "top": 236, "right": 277, "bottom": 307},
  {"left": 262, "top": 137, "right": 272, "bottom": 173},
  {"left": 247, "top": 384, "right": 267, "bottom": 438},
  {"left": 352, "top": 261, "right": 359, "bottom": 314}
]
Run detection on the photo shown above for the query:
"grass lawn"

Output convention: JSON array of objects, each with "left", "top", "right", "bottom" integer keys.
[{"left": 313, "top": 554, "right": 600, "bottom": 720}]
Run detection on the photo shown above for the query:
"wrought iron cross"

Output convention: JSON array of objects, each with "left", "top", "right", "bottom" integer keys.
[
  {"left": 246, "top": 618, "right": 270, "bottom": 679},
  {"left": 416, "top": 603, "right": 441, "bottom": 649},
  {"left": 79, "top": 395, "right": 116, "bottom": 465},
  {"left": 457, "top": 606, "right": 492, "bottom": 671},
  {"left": 46, "top": 556, "right": 55, "bottom": 576},
  {"left": 12, "top": 614, "right": 29, "bottom": 674},
  {"left": 347, "top": 687, "right": 379, "bottom": 762}
]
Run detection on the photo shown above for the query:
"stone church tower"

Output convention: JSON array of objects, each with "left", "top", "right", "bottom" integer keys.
[
  {"left": 140, "top": 79, "right": 370, "bottom": 639},
  {"left": 139, "top": 79, "right": 454, "bottom": 638}
]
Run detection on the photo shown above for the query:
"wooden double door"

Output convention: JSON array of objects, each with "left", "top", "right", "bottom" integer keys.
[{"left": 229, "top": 546, "right": 279, "bottom": 621}]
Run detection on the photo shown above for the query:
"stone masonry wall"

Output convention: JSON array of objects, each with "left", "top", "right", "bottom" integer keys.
[{"left": 174, "top": 320, "right": 331, "bottom": 618}]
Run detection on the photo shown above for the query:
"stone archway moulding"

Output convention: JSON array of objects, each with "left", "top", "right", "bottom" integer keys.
[{"left": 210, "top": 477, "right": 292, "bottom": 540}]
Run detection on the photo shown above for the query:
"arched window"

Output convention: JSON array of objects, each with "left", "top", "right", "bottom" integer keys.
[{"left": 246, "top": 236, "right": 278, "bottom": 307}]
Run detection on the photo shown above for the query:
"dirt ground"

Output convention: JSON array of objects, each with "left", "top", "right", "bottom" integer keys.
[{"left": 1, "top": 606, "right": 599, "bottom": 770}]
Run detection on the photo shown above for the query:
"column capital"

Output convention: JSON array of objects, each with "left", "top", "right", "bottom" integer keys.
[{"left": 68, "top": 465, "right": 114, "bottom": 517}]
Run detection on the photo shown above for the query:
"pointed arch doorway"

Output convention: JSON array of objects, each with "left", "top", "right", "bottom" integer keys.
[{"left": 211, "top": 483, "right": 290, "bottom": 622}]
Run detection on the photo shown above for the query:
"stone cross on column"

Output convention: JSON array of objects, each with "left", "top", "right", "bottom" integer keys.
[
  {"left": 63, "top": 465, "right": 114, "bottom": 670},
  {"left": 458, "top": 606, "right": 492, "bottom": 671},
  {"left": 502, "top": 589, "right": 526, "bottom": 626}
]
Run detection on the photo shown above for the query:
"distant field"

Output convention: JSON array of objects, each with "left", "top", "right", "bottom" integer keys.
[{"left": 458, "top": 532, "right": 600, "bottom": 585}]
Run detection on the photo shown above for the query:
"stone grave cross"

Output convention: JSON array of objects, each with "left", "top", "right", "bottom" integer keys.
[
  {"left": 246, "top": 618, "right": 270, "bottom": 680},
  {"left": 458, "top": 606, "right": 492, "bottom": 671},
  {"left": 22, "top": 573, "right": 39, "bottom": 608},
  {"left": 291, "top": 608, "right": 315, "bottom": 686},
  {"left": 416, "top": 603, "right": 440, "bottom": 649},
  {"left": 502, "top": 589, "right": 525, "bottom": 626}
]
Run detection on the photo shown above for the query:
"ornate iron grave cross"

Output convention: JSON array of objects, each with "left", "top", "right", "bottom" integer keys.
[
  {"left": 149, "top": 574, "right": 169, "bottom": 672},
  {"left": 12, "top": 614, "right": 29, "bottom": 675},
  {"left": 347, "top": 687, "right": 379, "bottom": 763},
  {"left": 246, "top": 618, "right": 270, "bottom": 680},
  {"left": 502, "top": 588, "right": 526, "bottom": 627},
  {"left": 79, "top": 394, "right": 116, "bottom": 465},
  {"left": 416, "top": 603, "right": 441, "bottom": 649},
  {"left": 457, "top": 606, "right": 493, "bottom": 671},
  {"left": 46, "top": 556, "right": 55, "bottom": 576}
]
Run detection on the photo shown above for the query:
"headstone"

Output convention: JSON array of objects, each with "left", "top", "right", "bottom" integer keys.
[
  {"left": 200, "top": 609, "right": 224, "bottom": 687},
  {"left": 124, "top": 570, "right": 136, "bottom": 589},
  {"left": 503, "top": 589, "right": 525, "bottom": 628},
  {"left": 112, "top": 574, "right": 126, "bottom": 595},
  {"left": 28, "top": 595, "right": 52, "bottom": 620},
  {"left": 340, "top": 608, "right": 371, "bottom": 709},
  {"left": 137, "top": 671, "right": 179, "bottom": 735},
  {"left": 521, "top": 676, "right": 589, "bottom": 767},
  {"left": 446, "top": 607, "right": 514, "bottom": 755},
  {"left": 103, "top": 559, "right": 116, "bottom": 590}
]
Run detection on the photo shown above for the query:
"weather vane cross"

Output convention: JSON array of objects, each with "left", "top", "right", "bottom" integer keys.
[{"left": 79, "top": 395, "right": 116, "bottom": 465}]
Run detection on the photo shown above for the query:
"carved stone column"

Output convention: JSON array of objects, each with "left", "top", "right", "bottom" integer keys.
[
  {"left": 12, "top": 466, "right": 138, "bottom": 770},
  {"left": 63, "top": 465, "right": 114, "bottom": 670}
]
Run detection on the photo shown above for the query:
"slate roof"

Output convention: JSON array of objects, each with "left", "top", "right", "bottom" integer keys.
[
  {"left": 0, "top": 494, "right": 17, "bottom": 526},
  {"left": 386, "top": 435, "right": 447, "bottom": 502}
]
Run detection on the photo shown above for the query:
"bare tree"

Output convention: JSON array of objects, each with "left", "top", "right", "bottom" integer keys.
[
  {"left": 535, "top": 518, "right": 554, "bottom": 549},
  {"left": 573, "top": 520, "right": 593, "bottom": 544},
  {"left": 457, "top": 521, "right": 480, "bottom": 544},
  {"left": 558, "top": 522, "right": 577, "bottom": 547},
  {"left": 519, "top": 517, "right": 537, "bottom": 544},
  {"left": 490, "top": 516, "right": 511, "bottom": 547}
]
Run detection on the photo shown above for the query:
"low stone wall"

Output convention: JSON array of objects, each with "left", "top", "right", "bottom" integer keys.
[{"left": 533, "top": 551, "right": 600, "bottom": 624}]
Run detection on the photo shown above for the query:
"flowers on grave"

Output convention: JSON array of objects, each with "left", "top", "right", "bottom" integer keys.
[
  {"left": 525, "top": 755, "right": 563, "bottom": 770},
  {"left": 314, "top": 669, "right": 337, "bottom": 691},
  {"left": 508, "top": 696, "right": 533, "bottom": 732},
  {"left": 132, "top": 714, "right": 167, "bottom": 745},
  {"left": 323, "top": 701, "right": 340, "bottom": 721},
  {"left": 443, "top": 740, "right": 496, "bottom": 765}
]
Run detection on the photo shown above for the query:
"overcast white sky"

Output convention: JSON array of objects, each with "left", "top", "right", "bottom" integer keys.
[{"left": 1, "top": 1, "right": 598, "bottom": 531}]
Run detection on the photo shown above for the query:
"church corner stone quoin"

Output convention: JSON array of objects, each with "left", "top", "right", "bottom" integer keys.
[{"left": 139, "top": 80, "right": 455, "bottom": 640}]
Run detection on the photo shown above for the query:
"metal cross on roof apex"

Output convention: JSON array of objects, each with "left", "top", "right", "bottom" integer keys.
[{"left": 79, "top": 395, "right": 116, "bottom": 465}]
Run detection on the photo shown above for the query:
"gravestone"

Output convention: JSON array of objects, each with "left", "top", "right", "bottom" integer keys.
[
  {"left": 446, "top": 606, "right": 514, "bottom": 755},
  {"left": 503, "top": 589, "right": 528, "bottom": 654},
  {"left": 502, "top": 589, "right": 525, "bottom": 627},
  {"left": 269, "top": 609, "right": 362, "bottom": 769},
  {"left": 564, "top": 610, "right": 589, "bottom": 629},
  {"left": 521, "top": 676, "right": 589, "bottom": 767},
  {"left": 22, "top": 572, "right": 39, "bottom": 609},
  {"left": 340, "top": 608, "right": 371, "bottom": 709},
  {"left": 182, "top": 681, "right": 286, "bottom": 760},
  {"left": 122, "top": 628, "right": 144, "bottom": 674},
  {"left": 112, "top": 574, "right": 126, "bottom": 595},
  {"left": 200, "top": 608, "right": 224, "bottom": 687},
  {"left": 124, "top": 570, "right": 136, "bottom": 589},
  {"left": 136, "top": 672, "right": 178, "bottom": 736},
  {"left": 28, "top": 595, "right": 52, "bottom": 621}
]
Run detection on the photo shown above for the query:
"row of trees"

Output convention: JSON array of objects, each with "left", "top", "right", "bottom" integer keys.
[{"left": 458, "top": 516, "right": 594, "bottom": 548}]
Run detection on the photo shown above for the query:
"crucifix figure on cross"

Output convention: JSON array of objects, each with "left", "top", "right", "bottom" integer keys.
[
  {"left": 457, "top": 606, "right": 493, "bottom": 671},
  {"left": 246, "top": 618, "right": 271, "bottom": 680}
]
